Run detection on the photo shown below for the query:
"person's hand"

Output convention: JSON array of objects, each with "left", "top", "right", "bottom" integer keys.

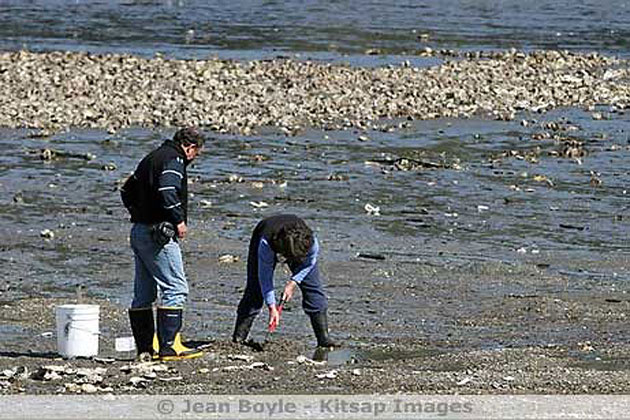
[
  {"left": 268, "top": 304, "right": 281, "bottom": 331},
  {"left": 282, "top": 280, "right": 297, "bottom": 303},
  {"left": 176, "top": 221, "right": 187, "bottom": 239}
]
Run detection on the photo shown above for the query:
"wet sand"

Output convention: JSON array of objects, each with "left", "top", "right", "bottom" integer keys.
[{"left": 1, "top": 221, "right": 630, "bottom": 394}]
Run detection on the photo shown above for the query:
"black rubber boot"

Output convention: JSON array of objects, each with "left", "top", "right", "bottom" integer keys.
[
  {"left": 309, "top": 310, "right": 338, "bottom": 348},
  {"left": 312, "top": 347, "right": 330, "bottom": 362},
  {"left": 232, "top": 313, "right": 257, "bottom": 343},
  {"left": 128, "top": 307, "right": 155, "bottom": 358},
  {"left": 157, "top": 307, "right": 203, "bottom": 361}
]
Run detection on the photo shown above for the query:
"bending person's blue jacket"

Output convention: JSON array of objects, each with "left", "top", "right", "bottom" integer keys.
[{"left": 257, "top": 236, "right": 319, "bottom": 306}]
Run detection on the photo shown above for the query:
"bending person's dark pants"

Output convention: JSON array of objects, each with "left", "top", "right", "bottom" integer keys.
[{"left": 236, "top": 261, "right": 328, "bottom": 318}]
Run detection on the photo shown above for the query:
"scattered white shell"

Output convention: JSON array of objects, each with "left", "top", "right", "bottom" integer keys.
[
  {"left": 250, "top": 201, "right": 269, "bottom": 208},
  {"left": 227, "top": 354, "right": 254, "bottom": 362},
  {"left": 364, "top": 203, "right": 380, "bottom": 216},
  {"left": 40, "top": 229, "right": 55, "bottom": 239},
  {"left": 218, "top": 254, "right": 239, "bottom": 263},
  {"left": 81, "top": 384, "right": 98, "bottom": 394},
  {"left": 316, "top": 370, "right": 338, "bottom": 380},
  {"left": 129, "top": 376, "right": 148, "bottom": 386},
  {"left": 158, "top": 376, "right": 183, "bottom": 382},
  {"left": 456, "top": 377, "right": 472, "bottom": 386},
  {"left": 295, "top": 355, "right": 327, "bottom": 366},
  {"left": 199, "top": 200, "right": 213, "bottom": 208}
]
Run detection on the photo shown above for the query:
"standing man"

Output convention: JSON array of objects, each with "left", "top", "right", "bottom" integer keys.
[
  {"left": 121, "top": 127, "right": 205, "bottom": 361},
  {"left": 232, "top": 214, "right": 337, "bottom": 348}
]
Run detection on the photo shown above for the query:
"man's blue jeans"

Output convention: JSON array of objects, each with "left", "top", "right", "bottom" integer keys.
[{"left": 130, "top": 223, "right": 188, "bottom": 308}]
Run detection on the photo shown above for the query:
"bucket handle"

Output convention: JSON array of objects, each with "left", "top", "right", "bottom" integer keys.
[{"left": 63, "top": 321, "right": 101, "bottom": 337}]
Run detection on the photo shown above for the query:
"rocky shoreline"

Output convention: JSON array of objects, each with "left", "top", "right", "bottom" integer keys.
[
  {"left": 3, "top": 295, "right": 630, "bottom": 396},
  {"left": 0, "top": 49, "right": 628, "bottom": 135}
]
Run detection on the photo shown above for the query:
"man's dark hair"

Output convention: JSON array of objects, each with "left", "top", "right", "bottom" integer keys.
[
  {"left": 273, "top": 219, "right": 313, "bottom": 264},
  {"left": 173, "top": 127, "right": 205, "bottom": 147}
]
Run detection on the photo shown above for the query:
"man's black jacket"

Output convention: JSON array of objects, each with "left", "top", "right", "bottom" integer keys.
[{"left": 121, "top": 140, "right": 188, "bottom": 225}]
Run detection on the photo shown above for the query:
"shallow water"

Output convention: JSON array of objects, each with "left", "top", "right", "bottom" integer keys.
[
  {"left": 314, "top": 347, "right": 443, "bottom": 367},
  {"left": 1, "top": 106, "right": 629, "bottom": 302},
  {"left": 0, "top": 0, "right": 629, "bottom": 60}
]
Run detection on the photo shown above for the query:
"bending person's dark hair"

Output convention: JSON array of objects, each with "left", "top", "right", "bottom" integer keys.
[{"left": 273, "top": 219, "right": 313, "bottom": 264}]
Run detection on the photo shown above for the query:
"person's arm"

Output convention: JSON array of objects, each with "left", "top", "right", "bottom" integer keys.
[
  {"left": 258, "top": 238, "right": 282, "bottom": 329},
  {"left": 281, "top": 237, "right": 318, "bottom": 303},
  {"left": 289, "top": 236, "right": 319, "bottom": 284},
  {"left": 257, "top": 238, "right": 277, "bottom": 306},
  {"left": 157, "top": 157, "right": 185, "bottom": 227}
]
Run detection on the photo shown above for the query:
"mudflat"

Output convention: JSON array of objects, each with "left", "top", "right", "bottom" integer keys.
[
  {"left": 1, "top": 240, "right": 630, "bottom": 394},
  {"left": 0, "top": 50, "right": 629, "bottom": 394}
]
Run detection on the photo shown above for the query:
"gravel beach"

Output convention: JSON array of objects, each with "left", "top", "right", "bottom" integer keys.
[
  {"left": 0, "top": 50, "right": 628, "bottom": 134},
  {"left": 2, "top": 248, "right": 630, "bottom": 395}
]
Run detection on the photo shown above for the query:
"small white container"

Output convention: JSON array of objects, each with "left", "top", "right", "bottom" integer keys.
[
  {"left": 115, "top": 336, "right": 136, "bottom": 352},
  {"left": 55, "top": 304, "right": 100, "bottom": 358}
]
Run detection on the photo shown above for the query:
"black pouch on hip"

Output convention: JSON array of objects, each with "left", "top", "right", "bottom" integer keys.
[{"left": 150, "top": 221, "right": 176, "bottom": 247}]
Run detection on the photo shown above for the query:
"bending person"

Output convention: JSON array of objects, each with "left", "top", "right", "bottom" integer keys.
[{"left": 233, "top": 214, "right": 337, "bottom": 348}]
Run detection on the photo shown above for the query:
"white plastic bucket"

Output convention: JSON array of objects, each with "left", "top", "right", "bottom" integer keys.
[{"left": 55, "top": 304, "right": 100, "bottom": 358}]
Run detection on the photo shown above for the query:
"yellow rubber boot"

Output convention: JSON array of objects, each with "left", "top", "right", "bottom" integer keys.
[
  {"left": 150, "top": 333, "right": 160, "bottom": 361},
  {"left": 160, "top": 332, "right": 203, "bottom": 361},
  {"left": 157, "top": 307, "right": 203, "bottom": 361}
]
